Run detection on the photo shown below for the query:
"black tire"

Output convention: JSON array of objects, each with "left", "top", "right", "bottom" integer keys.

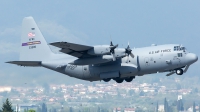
[
  {"left": 125, "top": 77, "right": 134, "bottom": 82},
  {"left": 116, "top": 79, "right": 124, "bottom": 83},
  {"left": 103, "top": 78, "right": 111, "bottom": 82},
  {"left": 176, "top": 69, "right": 183, "bottom": 75}
]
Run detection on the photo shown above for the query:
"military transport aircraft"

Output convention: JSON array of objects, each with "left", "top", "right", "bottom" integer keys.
[{"left": 7, "top": 17, "right": 198, "bottom": 83}]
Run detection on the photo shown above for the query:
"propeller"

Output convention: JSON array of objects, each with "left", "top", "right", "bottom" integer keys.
[
  {"left": 125, "top": 42, "right": 134, "bottom": 62},
  {"left": 109, "top": 41, "right": 118, "bottom": 61}
]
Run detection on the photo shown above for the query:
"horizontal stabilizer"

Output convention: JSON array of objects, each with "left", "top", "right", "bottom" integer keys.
[{"left": 6, "top": 61, "right": 41, "bottom": 67}]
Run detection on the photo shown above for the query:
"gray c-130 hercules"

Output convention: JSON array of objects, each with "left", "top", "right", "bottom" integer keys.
[{"left": 7, "top": 17, "right": 198, "bottom": 83}]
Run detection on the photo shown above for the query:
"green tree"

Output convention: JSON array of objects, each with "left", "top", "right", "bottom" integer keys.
[
  {"left": 1, "top": 98, "right": 14, "bottom": 112},
  {"left": 28, "top": 110, "right": 36, "bottom": 112}
]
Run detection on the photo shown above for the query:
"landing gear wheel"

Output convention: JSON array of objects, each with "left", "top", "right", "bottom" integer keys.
[
  {"left": 125, "top": 76, "right": 135, "bottom": 82},
  {"left": 103, "top": 78, "right": 111, "bottom": 82},
  {"left": 176, "top": 69, "right": 183, "bottom": 75},
  {"left": 116, "top": 79, "right": 124, "bottom": 83}
]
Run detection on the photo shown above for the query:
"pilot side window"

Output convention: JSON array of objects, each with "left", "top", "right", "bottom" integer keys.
[{"left": 177, "top": 53, "right": 182, "bottom": 57}]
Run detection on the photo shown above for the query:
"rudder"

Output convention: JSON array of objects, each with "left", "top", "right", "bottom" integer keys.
[{"left": 20, "top": 16, "right": 53, "bottom": 61}]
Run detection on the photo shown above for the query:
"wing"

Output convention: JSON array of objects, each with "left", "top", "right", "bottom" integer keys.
[
  {"left": 50, "top": 42, "right": 95, "bottom": 58},
  {"left": 6, "top": 61, "right": 41, "bottom": 66}
]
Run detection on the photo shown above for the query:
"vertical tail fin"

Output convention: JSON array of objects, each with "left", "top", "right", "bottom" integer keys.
[{"left": 20, "top": 17, "right": 53, "bottom": 61}]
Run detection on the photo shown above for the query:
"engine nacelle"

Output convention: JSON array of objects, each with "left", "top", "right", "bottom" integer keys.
[
  {"left": 114, "top": 48, "right": 127, "bottom": 58},
  {"left": 88, "top": 46, "right": 127, "bottom": 58},
  {"left": 88, "top": 45, "right": 110, "bottom": 55}
]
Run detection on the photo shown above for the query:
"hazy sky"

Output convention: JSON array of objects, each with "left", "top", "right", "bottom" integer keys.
[{"left": 0, "top": 1, "right": 200, "bottom": 85}]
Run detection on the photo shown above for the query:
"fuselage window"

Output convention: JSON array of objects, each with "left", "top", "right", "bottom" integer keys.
[{"left": 178, "top": 53, "right": 182, "bottom": 57}]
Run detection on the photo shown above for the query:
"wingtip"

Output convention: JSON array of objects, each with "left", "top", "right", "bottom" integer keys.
[
  {"left": 5, "top": 61, "right": 16, "bottom": 64},
  {"left": 5, "top": 61, "right": 12, "bottom": 63}
]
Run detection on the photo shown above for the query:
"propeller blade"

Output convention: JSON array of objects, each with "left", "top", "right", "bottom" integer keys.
[
  {"left": 111, "top": 53, "right": 116, "bottom": 61},
  {"left": 110, "top": 44, "right": 118, "bottom": 49},
  {"left": 110, "top": 41, "right": 114, "bottom": 46},
  {"left": 130, "top": 53, "right": 134, "bottom": 58},
  {"left": 109, "top": 41, "right": 118, "bottom": 61},
  {"left": 125, "top": 42, "right": 134, "bottom": 58}
]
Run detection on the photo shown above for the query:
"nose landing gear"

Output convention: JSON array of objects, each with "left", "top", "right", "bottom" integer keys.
[{"left": 176, "top": 69, "right": 183, "bottom": 75}]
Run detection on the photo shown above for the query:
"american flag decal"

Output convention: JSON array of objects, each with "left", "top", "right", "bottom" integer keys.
[{"left": 28, "top": 32, "right": 35, "bottom": 37}]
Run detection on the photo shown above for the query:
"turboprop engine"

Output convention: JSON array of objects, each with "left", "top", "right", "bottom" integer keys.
[
  {"left": 69, "top": 41, "right": 135, "bottom": 65},
  {"left": 88, "top": 41, "right": 134, "bottom": 60}
]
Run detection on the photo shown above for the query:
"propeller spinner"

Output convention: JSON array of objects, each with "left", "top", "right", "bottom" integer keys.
[{"left": 125, "top": 42, "right": 134, "bottom": 62}]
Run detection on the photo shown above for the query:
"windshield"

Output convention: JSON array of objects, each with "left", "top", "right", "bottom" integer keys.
[{"left": 174, "top": 46, "right": 187, "bottom": 52}]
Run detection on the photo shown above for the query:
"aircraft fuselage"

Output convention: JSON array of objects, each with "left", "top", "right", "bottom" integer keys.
[
  {"left": 41, "top": 44, "right": 198, "bottom": 82},
  {"left": 7, "top": 17, "right": 198, "bottom": 83}
]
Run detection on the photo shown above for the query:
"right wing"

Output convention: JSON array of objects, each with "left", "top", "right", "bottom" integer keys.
[{"left": 50, "top": 42, "right": 95, "bottom": 58}]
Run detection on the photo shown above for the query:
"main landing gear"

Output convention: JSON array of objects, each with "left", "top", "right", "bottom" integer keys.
[
  {"left": 103, "top": 78, "right": 111, "bottom": 82},
  {"left": 125, "top": 76, "right": 135, "bottom": 82},
  {"left": 176, "top": 68, "right": 183, "bottom": 75},
  {"left": 115, "top": 79, "right": 124, "bottom": 83},
  {"left": 103, "top": 76, "right": 135, "bottom": 83}
]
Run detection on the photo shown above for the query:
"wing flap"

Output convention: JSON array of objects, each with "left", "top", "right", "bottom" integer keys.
[{"left": 6, "top": 61, "right": 41, "bottom": 66}]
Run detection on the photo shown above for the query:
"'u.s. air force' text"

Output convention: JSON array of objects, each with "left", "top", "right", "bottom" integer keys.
[{"left": 149, "top": 49, "right": 171, "bottom": 54}]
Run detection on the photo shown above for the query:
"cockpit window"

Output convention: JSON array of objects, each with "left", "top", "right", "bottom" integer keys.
[
  {"left": 180, "top": 47, "right": 186, "bottom": 52},
  {"left": 174, "top": 46, "right": 186, "bottom": 52},
  {"left": 174, "top": 46, "right": 180, "bottom": 51}
]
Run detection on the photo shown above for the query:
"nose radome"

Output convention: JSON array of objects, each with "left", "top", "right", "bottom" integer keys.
[{"left": 186, "top": 53, "right": 198, "bottom": 64}]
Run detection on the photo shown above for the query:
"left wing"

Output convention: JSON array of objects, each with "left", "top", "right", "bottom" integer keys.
[
  {"left": 6, "top": 61, "right": 41, "bottom": 66},
  {"left": 50, "top": 42, "right": 95, "bottom": 58}
]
